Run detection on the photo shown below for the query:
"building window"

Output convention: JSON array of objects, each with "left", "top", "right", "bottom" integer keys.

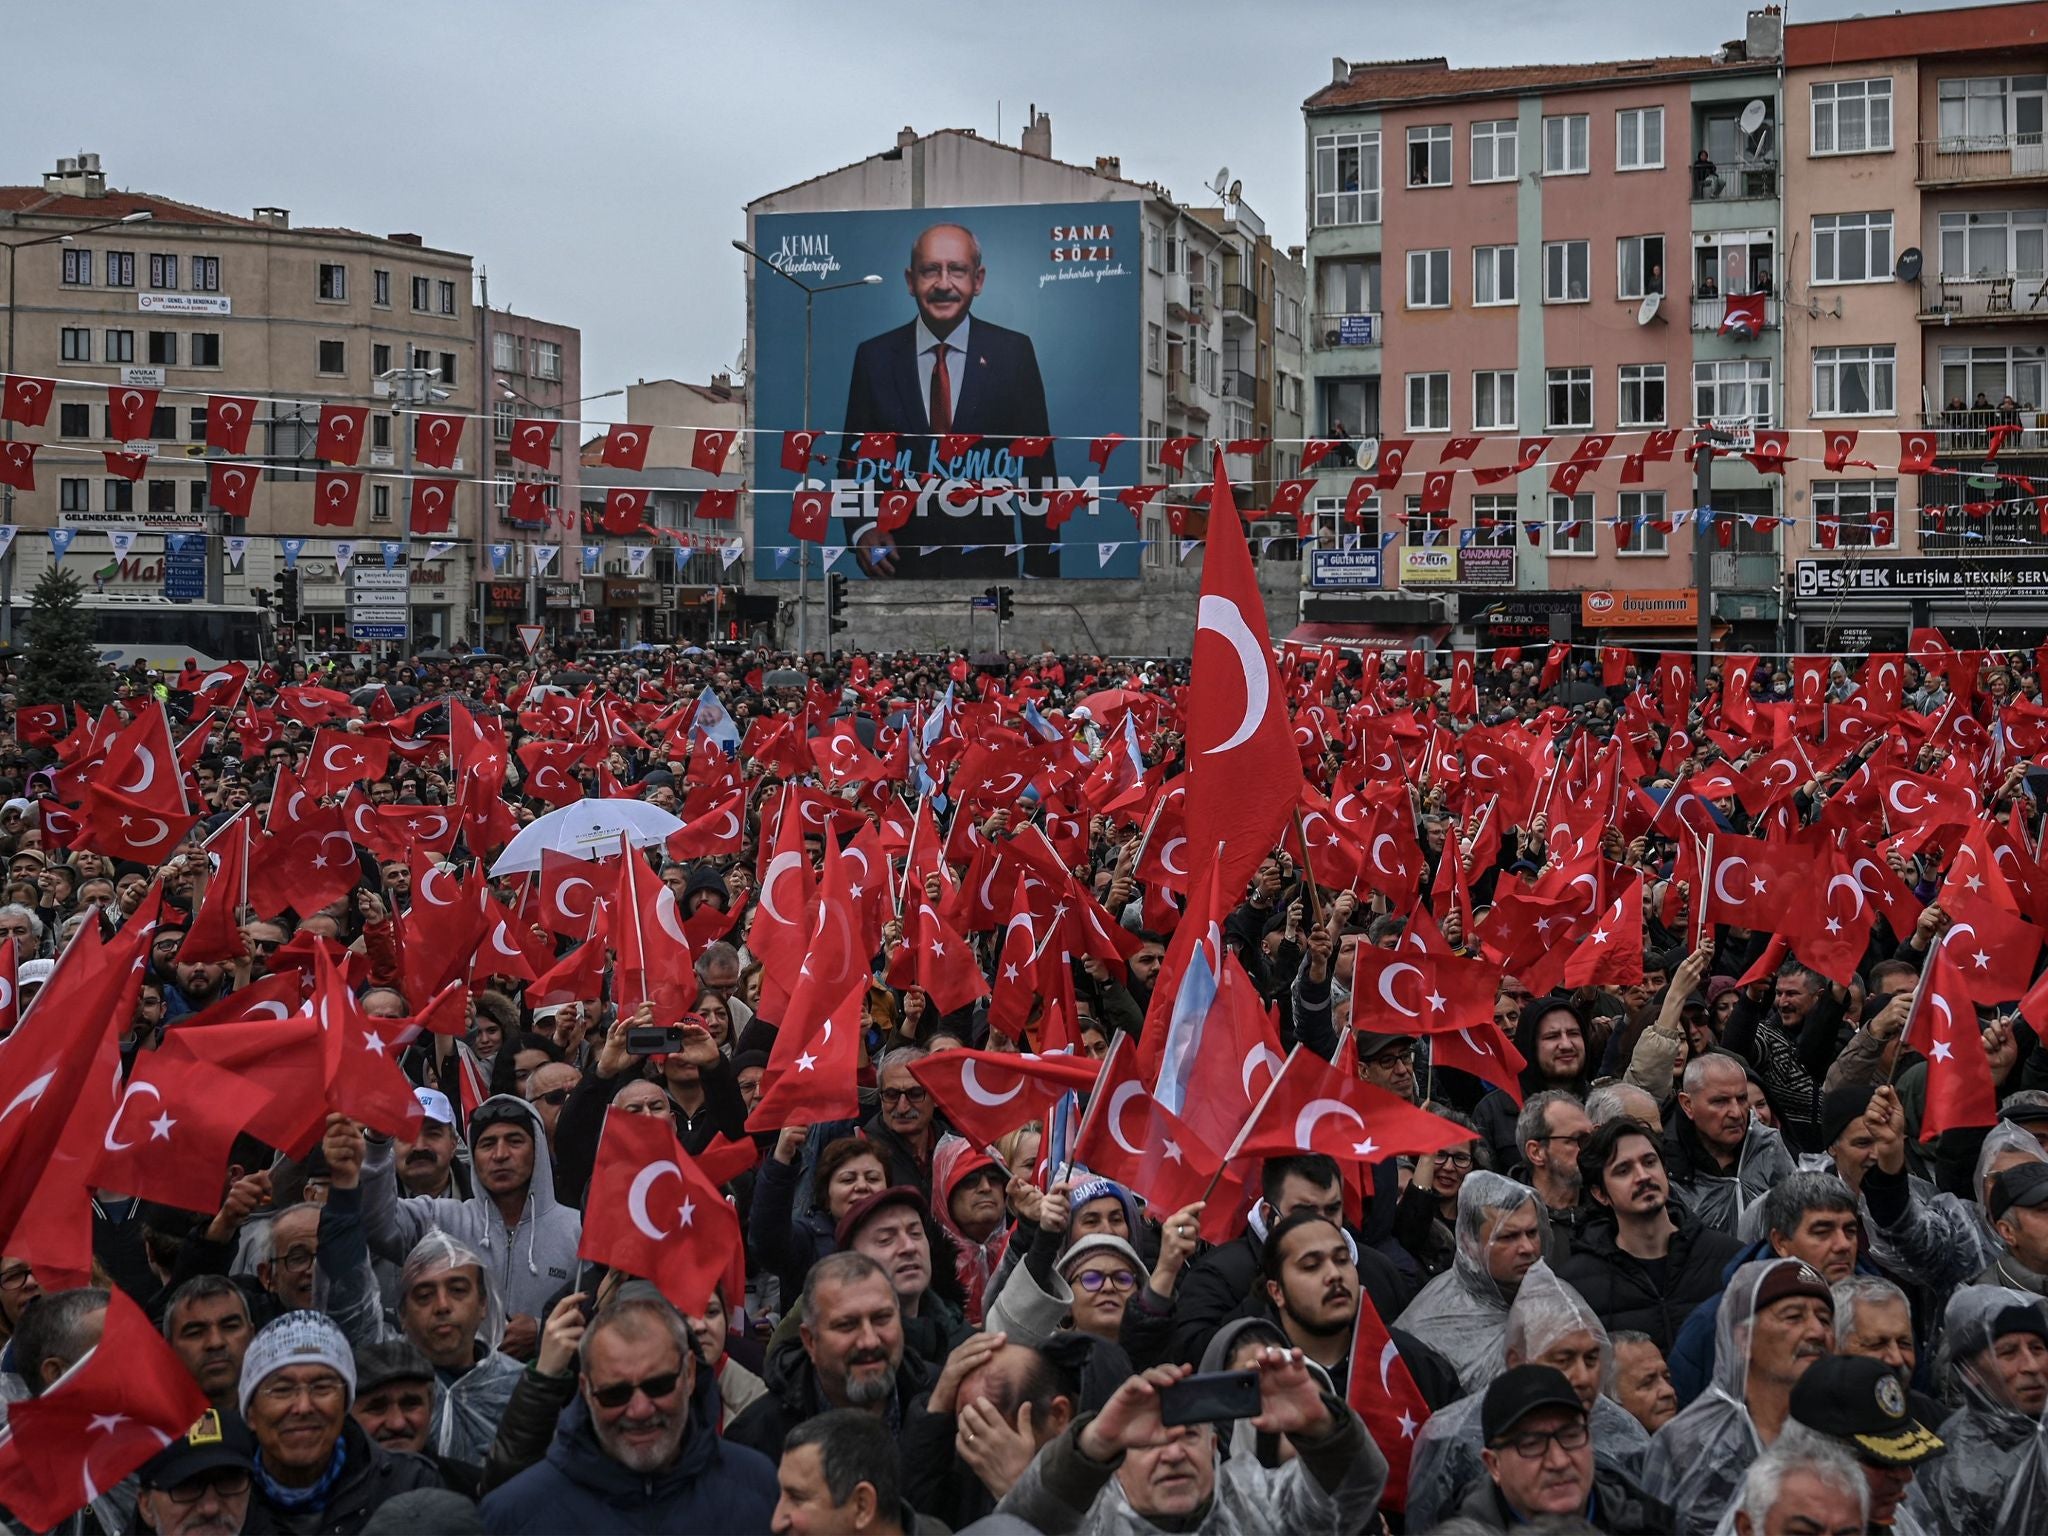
[
  {"left": 437, "top": 280, "right": 456, "bottom": 316},
  {"left": 104, "top": 479, "right": 133, "bottom": 513},
  {"left": 533, "top": 340, "right": 562, "bottom": 380},
  {"left": 1406, "top": 372, "right": 1451, "bottom": 432},
  {"left": 192, "top": 256, "right": 220, "bottom": 292},
  {"left": 373, "top": 269, "right": 391, "bottom": 307},
  {"left": 1938, "top": 209, "right": 2047, "bottom": 280},
  {"left": 1619, "top": 364, "right": 1666, "bottom": 426},
  {"left": 1473, "top": 245, "right": 1518, "bottom": 306},
  {"left": 1543, "top": 240, "right": 1591, "bottom": 303},
  {"left": 61, "top": 248, "right": 92, "bottom": 285},
  {"left": 318, "top": 339, "right": 346, "bottom": 374},
  {"left": 1549, "top": 492, "right": 1594, "bottom": 554},
  {"left": 59, "top": 404, "right": 89, "bottom": 437},
  {"left": 149, "top": 406, "right": 176, "bottom": 439},
  {"left": 59, "top": 479, "right": 88, "bottom": 512},
  {"left": 493, "top": 402, "right": 515, "bottom": 442},
  {"left": 147, "top": 479, "right": 178, "bottom": 514},
  {"left": 1471, "top": 119, "right": 1518, "bottom": 183},
  {"left": 1546, "top": 367, "right": 1594, "bottom": 430},
  {"left": 411, "top": 276, "right": 431, "bottom": 311},
  {"left": 371, "top": 414, "right": 392, "bottom": 450},
  {"left": 191, "top": 333, "right": 221, "bottom": 368},
  {"left": 104, "top": 329, "right": 135, "bottom": 363},
  {"left": 1474, "top": 369, "right": 1518, "bottom": 431},
  {"left": 147, "top": 331, "right": 178, "bottom": 366},
  {"left": 1619, "top": 490, "right": 1669, "bottom": 554},
  {"left": 439, "top": 352, "right": 457, "bottom": 386},
  {"left": 1407, "top": 125, "right": 1452, "bottom": 187},
  {"left": 148, "top": 253, "right": 178, "bottom": 290},
  {"left": 104, "top": 251, "right": 134, "bottom": 288},
  {"left": 1617, "top": 107, "right": 1664, "bottom": 170},
  {"left": 1812, "top": 78, "right": 1893, "bottom": 155},
  {"left": 493, "top": 331, "right": 521, "bottom": 372},
  {"left": 1617, "top": 235, "right": 1666, "bottom": 300},
  {"left": 1543, "top": 114, "right": 1590, "bottom": 175},
  {"left": 1813, "top": 345, "right": 1896, "bottom": 416},
  {"left": 410, "top": 347, "right": 432, "bottom": 373},
  {"left": 1812, "top": 212, "right": 1894, "bottom": 283},
  {"left": 372, "top": 343, "right": 392, "bottom": 375},
  {"left": 1694, "top": 358, "right": 1774, "bottom": 424},
  {"left": 1938, "top": 77, "right": 2041, "bottom": 146},
  {"left": 60, "top": 328, "right": 90, "bottom": 362},
  {"left": 318, "top": 263, "right": 347, "bottom": 301},
  {"left": 188, "top": 479, "right": 208, "bottom": 514},
  {"left": 371, "top": 485, "right": 392, "bottom": 523},
  {"left": 1147, "top": 323, "right": 1162, "bottom": 372},
  {"left": 1313, "top": 131, "right": 1381, "bottom": 226},
  {"left": 1146, "top": 225, "right": 1163, "bottom": 269},
  {"left": 188, "top": 407, "right": 207, "bottom": 440},
  {"left": 1814, "top": 479, "right": 1897, "bottom": 548},
  {"left": 1939, "top": 344, "right": 2047, "bottom": 407},
  {"left": 1406, "top": 248, "right": 1451, "bottom": 309},
  {"left": 1471, "top": 493, "right": 1517, "bottom": 547}
]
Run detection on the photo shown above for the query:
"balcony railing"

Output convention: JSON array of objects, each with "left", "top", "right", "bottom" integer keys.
[
  {"left": 1917, "top": 134, "right": 2048, "bottom": 186},
  {"left": 1312, "top": 311, "right": 1380, "bottom": 348},
  {"left": 1709, "top": 551, "right": 1780, "bottom": 589},
  {"left": 1918, "top": 407, "right": 2048, "bottom": 455},
  {"left": 1689, "top": 156, "right": 1778, "bottom": 202},
  {"left": 1689, "top": 289, "right": 1780, "bottom": 333},
  {"left": 1222, "top": 282, "right": 1259, "bottom": 321},
  {"left": 1918, "top": 271, "right": 2048, "bottom": 322},
  {"left": 1222, "top": 369, "right": 1258, "bottom": 401}
]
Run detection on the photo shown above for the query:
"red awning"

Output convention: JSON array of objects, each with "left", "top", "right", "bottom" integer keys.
[{"left": 1282, "top": 622, "right": 1451, "bottom": 652}]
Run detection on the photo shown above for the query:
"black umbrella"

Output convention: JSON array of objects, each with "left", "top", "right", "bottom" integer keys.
[{"left": 764, "top": 668, "right": 805, "bottom": 689}]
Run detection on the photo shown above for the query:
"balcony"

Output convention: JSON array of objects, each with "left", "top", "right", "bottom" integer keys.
[
  {"left": 1312, "top": 311, "right": 1380, "bottom": 349},
  {"left": 1709, "top": 551, "right": 1780, "bottom": 589},
  {"left": 1917, "top": 135, "right": 2048, "bottom": 187},
  {"left": 1165, "top": 369, "right": 1210, "bottom": 421},
  {"left": 1918, "top": 408, "right": 2048, "bottom": 455},
  {"left": 1689, "top": 289, "right": 1780, "bottom": 334},
  {"left": 1690, "top": 156, "right": 1778, "bottom": 203},
  {"left": 1917, "top": 272, "right": 2048, "bottom": 323},
  {"left": 1222, "top": 282, "right": 1259, "bottom": 323},
  {"left": 1222, "top": 369, "right": 1258, "bottom": 402}
]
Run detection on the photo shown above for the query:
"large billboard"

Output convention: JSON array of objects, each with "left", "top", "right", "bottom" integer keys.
[{"left": 750, "top": 202, "right": 1142, "bottom": 581}]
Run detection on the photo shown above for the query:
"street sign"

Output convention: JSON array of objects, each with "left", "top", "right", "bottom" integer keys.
[
  {"left": 1309, "top": 549, "right": 1383, "bottom": 589},
  {"left": 347, "top": 569, "right": 408, "bottom": 590},
  {"left": 517, "top": 624, "right": 544, "bottom": 655},
  {"left": 349, "top": 623, "right": 407, "bottom": 641},
  {"left": 347, "top": 605, "right": 409, "bottom": 625}
]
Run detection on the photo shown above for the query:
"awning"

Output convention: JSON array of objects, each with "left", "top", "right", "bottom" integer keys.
[
  {"left": 1588, "top": 623, "right": 1730, "bottom": 645},
  {"left": 1282, "top": 622, "right": 1452, "bottom": 652}
]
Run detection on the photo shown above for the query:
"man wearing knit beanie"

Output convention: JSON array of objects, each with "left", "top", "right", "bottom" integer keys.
[{"left": 240, "top": 1312, "right": 445, "bottom": 1533}]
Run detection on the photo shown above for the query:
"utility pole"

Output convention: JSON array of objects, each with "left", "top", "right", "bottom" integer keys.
[{"left": 1691, "top": 427, "right": 1733, "bottom": 668}]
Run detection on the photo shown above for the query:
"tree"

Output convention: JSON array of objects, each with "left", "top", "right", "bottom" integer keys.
[{"left": 17, "top": 564, "right": 112, "bottom": 711}]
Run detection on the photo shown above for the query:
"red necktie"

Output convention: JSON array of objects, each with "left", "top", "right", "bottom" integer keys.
[{"left": 929, "top": 344, "right": 952, "bottom": 436}]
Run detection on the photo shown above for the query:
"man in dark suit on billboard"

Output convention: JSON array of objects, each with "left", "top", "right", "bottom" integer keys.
[{"left": 838, "top": 222, "right": 1059, "bottom": 580}]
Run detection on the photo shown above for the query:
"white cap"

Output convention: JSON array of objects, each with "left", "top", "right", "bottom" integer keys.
[
  {"left": 17, "top": 959, "right": 54, "bottom": 989},
  {"left": 413, "top": 1086, "right": 456, "bottom": 1126}
]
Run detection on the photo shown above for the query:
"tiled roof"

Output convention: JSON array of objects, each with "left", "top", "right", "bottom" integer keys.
[
  {"left": 0, "top": 186, "right": 259, "bottom": 227},
  {"left": 1305, "top": 54, "right": 1750, "bottom": 112}
]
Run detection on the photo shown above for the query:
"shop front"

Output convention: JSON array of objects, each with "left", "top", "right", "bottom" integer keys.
[{"left": 1792, "top": 555, "right": 2048, "bottom": 652}]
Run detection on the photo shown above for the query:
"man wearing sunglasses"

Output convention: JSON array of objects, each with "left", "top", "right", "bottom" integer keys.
[
  {"left": 524, "top": 1061, "right": 583, "bottom": 1147},
  {"left": 135, "top": 1409, "right": 255, "bottom": 1536}
]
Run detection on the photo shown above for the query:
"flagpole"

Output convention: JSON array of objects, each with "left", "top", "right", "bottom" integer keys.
[
  {"left": 1291, "top": 808, "right": 1324, "bottom": 928},
  {"left": 1063, "top": 1033, "right": 1124, "bottom": 1186},
  {"left": 1888, "top": 954, "right": 1937, "bottom": 1087},
  {"left": 1201, "top": 1043, "right": 1300, "bottom": 1206},
  {"left": 895, "top": 791, "right": 921, "bottom": 920},
  {"left": 1128, "top": 794, "right": 1170, "bottom": 879}
]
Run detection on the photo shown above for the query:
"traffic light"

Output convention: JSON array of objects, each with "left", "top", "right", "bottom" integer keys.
[
  {"left": 277, "top": 567, "right": 300, "bottom": 622},
  {"left": 827, "top": 572, "right": 849, "bottom": 634},
  {"left": 996, "top": 585, "right": 1014, "bottom": 623}
]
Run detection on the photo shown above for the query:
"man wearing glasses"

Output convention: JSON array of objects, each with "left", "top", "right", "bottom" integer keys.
[
  {"left": 1464, "top": 1363, "right": 1671, "bottom": 1532},
  {"left": 135, "top": 1409, "right": 255, "bottom": 1536},
  {"left": 1515, "top": 1089, "right": 1595, "bottom": 1265}
]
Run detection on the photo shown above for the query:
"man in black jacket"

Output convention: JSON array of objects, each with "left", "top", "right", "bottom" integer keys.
[
  {"left": 1558, "top": 1119, "right": 1743, "bottom": 1350},
  {"left": 1455, "top": 1364, "right": 1673, "bottom": 1533}
]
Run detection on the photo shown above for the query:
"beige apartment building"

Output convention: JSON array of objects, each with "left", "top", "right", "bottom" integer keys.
[{"left": 0, "top": 153, "right": 480, "bottom": 647}]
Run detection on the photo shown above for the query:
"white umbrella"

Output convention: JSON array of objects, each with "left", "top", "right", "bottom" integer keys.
[{"left": 490, "top": 799, "right": 685, "bottom": 876}]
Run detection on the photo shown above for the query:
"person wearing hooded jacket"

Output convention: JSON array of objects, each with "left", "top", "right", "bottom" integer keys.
[
  {"left": 930, "top": 1137, "right": 1012, "bottom": 1326},
  {"left": 1904, "top": 1286, "right": 2048, "bottom": 1536},
  {"left": 1396, "top": 1172, "right": 1549, "bottom": 1394},
  {"left": 1471, "top": 996, "right": 1595, "bottom": 1173},
  {"left": 356, "top": 1096, "right": 582, "bottom": 1355},
  {"left": 1661, "top": 1051, "right": 1798, "bottom": 1238},
  {"left": 1405, "top": 1263, "right": 1653, "bottom": 1531}
]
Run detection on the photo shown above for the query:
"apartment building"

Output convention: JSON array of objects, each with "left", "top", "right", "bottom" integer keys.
[
  {"left": 1785, "top": 1, "right": 2048, "bottom": 649},
  {"left": 478, "top": 305, "right": 582, "bottom": 644},
  {"left": 1301, "top": 19, "right": 1787, "bottom": 654},
  {"left": 0, "top": 153, "right": 480, "bottom": 647}
]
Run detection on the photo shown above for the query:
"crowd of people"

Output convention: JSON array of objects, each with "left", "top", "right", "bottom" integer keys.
[{"left": 0, "top": 624, "right": 2046, "bottom": 1536}]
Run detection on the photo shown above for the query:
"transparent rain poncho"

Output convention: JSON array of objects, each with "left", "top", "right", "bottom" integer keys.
[
  {"left": 1640, "top": 1258, "right": 1807, "bottom": 1536},
  {"left": 1395, "top": 1171, "right": 1552, "bottom": 1394},
  {"left": 1904, "top": 1286, "right": 2048, "bottom": 1536},
  {"left": 1404, "top": 1261, "right": 1651, "bottom": 1531}
]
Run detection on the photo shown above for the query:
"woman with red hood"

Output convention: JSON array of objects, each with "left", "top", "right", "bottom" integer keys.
[{"left": 932, "top": 1135, "right": 1013, "bottom": 1323}]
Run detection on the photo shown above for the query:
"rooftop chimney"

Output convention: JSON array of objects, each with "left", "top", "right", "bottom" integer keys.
[
  {"left": 1333, "top": 57, "right": 1349, "bottom": 84},
  {"left": 1094, "top": 155, "right": 1122, "bottom": 180},
  {"left": 896, "top": 126, "right": 917, "bottom": 148},
  {"left": 252, "top": 206, "right": 290, "bottom": 228},
  {"left": 387, "top": 233, "right": 424, "bottom": 246},
  {"left": 1021, "top": 105, "right": 1052, "bottom": 159},
  {"left": 43, "top": 153, "right": 106, "bottom": 198},
  {"left": 1746, "top": 6, "right": 1784, "bottom": 62}
]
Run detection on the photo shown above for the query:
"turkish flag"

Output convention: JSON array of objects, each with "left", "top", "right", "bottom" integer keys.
[
  {"left": 1907, "top": 949, "right": 1998, "bottom": 1139},
  {"left": 887, "top": 899, "right": 989, "bottom": 1016},
  {"left": 539, "top": 846, "right": 605, "bottom": 940},
  {"left": 509, "top": 417, "right": 559, "bottom": 468},
  {"left": 602, "top": 487, "right": 649, "bottom": 534},
  {"left": 1158, "top": 435, "right": 1198, "bottom": 470},
  {"left": 106, "top": 384, "right": 157, "bottom": 443},
  {"left": 854, "top": 431, "right": 899, "bottom": 461},
  {"left": 1175, "top": 952, "right": 1285, "bottom": 1159},
  {"left": 1088, "top": 435, "right": 1125, "bottom": 471},
  {"left": 313, "top": 471, "right": 361, "bottom": 527},
  {"left": 1700, "top": 832, "right": 1799, "bottom": 929},
  {"left": 691, "top": 428, "right": 734, "bottom": 474},
  {"left": 103, "top": 449, "right": 148, "bottom": 482},
  {"left": 780, "top": 429, "right": 823, "bottom": 472},
  {"left": 315, "top": 403, "right": 368, "bottom": 465},
  {"left": 0, "top": 442, "right": 35, "bottom": 493},
  {"left": 1431, "top": 1013, "right": 1529, "bottom": 1102},
  {"left": 1118, "top": 484, "right": 1167, "bottom": 517},
  {"left": 749, "top": 794, "right": 816, "bottom": 1023},
  {"left": 179, "top": 811, "right": 254, "bottom": 967},
  {"left": 1, "top": 375, "right": 54, "bottom": 427},
  {"left": 497, "top": 481, "right": 546, "bottom": 526},
  {"left": 590, "top": 422, "right": 649, "bottom": 472},
  {"left": 92, "top": 1054, "right": 274, "bottom": 1213},
  {"left": 1344, "top": 475, "right": 1377, "bottom": 524},
  {"left": 1349, "top": 945, "right": 1498, "bottom": 1038},
  {"left": 665, "top": 789, "right": 746, "bottom": 860},
  {"left": 1549, "top": 460, "right": 1590, "bottom": 495},
  {"left": 696, "top": 489, "right": 737, "bottom": 520},
  {"left": 580, "top": 1108, "right": 739, "bottom": 1316},
  {"left": 1562, "top": 879, "right": 1645, "bottom": 987},
  {"left": 194, "top": 395, "right": 257, "bottom": 458},
  {"left": 406, "top": 411, "right": 461, "bottom": 468},
  {"left": 1234, "top": 1047, "right": 1473, "bottom": 1163},
  {"left": 410, "top": 478, "right": 458, "bottom": 533},
  {"left": 1745, "top": 429, "right": 1790, "bottom": 474},
  {"left": 909, "top": 1047, "right": 1099, "bottom": 1149},
  {"left": 746, "top": 972, "right": 864, "bottom": 1133},
  {"left": 1421, "top": 469, "right": 1455, "bottom": 515},
  {"left": 1183, "top": 452, "right": 1301, "bottom": 902},
  {"left": 1367, "top": 439, "right": 1412, "bottom": 491},
  {"left": 302, "top": 729, "right": 392, "bottom": 795},
  {"left": 1823, "top": 428, "right": 1860, "bottom": 471},
  {"left": 1898, "top": 430, "right": 1938, "bottom": 474},
  {"left": 877, "top": 482, "right": 919, "bottom": 533},
  {"left": 0, "top": 1290, "right": 210, "bottom": 1532},
  {"left": 938, "top": 432, "right": 983, "bottom": 461},
  {"left": 1073, "top": 1037, "right": 1220, "bottom": 1216},
  {"left": 1347, "top": 1289, "right": 1433, "bottom": 1511},
  {"left": 810, "top": 720, "right": 891, "bottom": 784},
  {"left": 987, "top": 885, "right": 1049, "bottom": 1040},
  {"left": 1934, "top": 890, "right": 2043, "bottom": 1004},
  {"left": 1447, "top": 650, "right": 1477, "bottom": 718},
  {"left": 206, "top": 461, "right": 258, "bottom": 517},
  {"left": 790, "top": 489, "right": 832, "bottom": 542}
]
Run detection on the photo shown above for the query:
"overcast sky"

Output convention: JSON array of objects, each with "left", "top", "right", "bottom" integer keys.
[{"left": 9, "top": 0, "right": 1964, "bottom": 420}]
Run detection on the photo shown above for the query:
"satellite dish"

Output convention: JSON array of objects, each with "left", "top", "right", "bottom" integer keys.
[
  {"left": 1896, "top": 247, "right": 1924, "bottom": 283},
  {"left": 1355, "top": 437, "right": 1380, "bottom": 475},
  {"left": 1637, "top": 292, "right": 1663, "bottom": 326},
  {"left": 1739, "top": 99, "right": 1767, "bottom": 134},
  {"left": 1212, "top": 165, "right": 1231, "bottom": 195},
  {"left": 1227, "top": 178, "right": 1242, "bottom": 203}
]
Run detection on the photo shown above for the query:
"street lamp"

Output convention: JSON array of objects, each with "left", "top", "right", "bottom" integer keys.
[
  {"left": 494, "top": 382, "right": 624, "bottom": 629},
  {"left": 731, "top": 237, "right": 881, "bottom": 656},
  {"left": 1, "top": 209, "right": 152, "bottom": 642}
]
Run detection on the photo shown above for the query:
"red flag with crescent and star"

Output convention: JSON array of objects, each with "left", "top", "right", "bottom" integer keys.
[{"left": 579, "top": 1108, "right": 738, "bottom": 1316}]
